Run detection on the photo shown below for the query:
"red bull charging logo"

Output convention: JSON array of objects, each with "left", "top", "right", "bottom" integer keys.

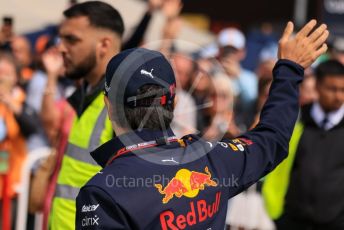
[{"left": 155, "top": 166, "right": 217, "bottom": 204}]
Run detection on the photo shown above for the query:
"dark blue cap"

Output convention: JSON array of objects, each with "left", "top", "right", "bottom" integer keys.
[{"left": 104, "top": 48, "right": 176, "bottom": 107}]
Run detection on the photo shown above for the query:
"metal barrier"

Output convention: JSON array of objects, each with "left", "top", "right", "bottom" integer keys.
[{"left": 15, "top": 147, "right": 51, "bottom": 230}]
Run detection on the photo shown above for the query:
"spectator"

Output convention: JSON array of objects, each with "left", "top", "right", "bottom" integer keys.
[
  {"left": 0, "top": 52, "right": 33, "bottom": 229},
  {"left": 171, "top": 53, "right": 193, "bottom": 91},
  {"left": 11, "top": 36, "right": 34, "bottom": 83},
  {"left": 155, "top": 1, "right": 194, "bottom": 137},
  {"left": 49, "top": 2, "right": 124, "bottom": 229},
  {"left": 193, "top": 58, "right": 214, "bottom": 132},
  {"left": 0, "top": 52, "right": 38, "bottom": 138},
  {"left": 35, "top": 0, "right": 167, "bottom": 145},
  {"left": 11, "top": 36, "right": 49, "bottom": 151},
  {"left": 0, "top": 17, "right": 14, "bottom": 52},
  {"left": 203, "top": 74, "right": 240, "bottom": 140},
  {"left": 299, "top": 68, "right": 318, "bottom": 106},
  {"left": 218, "top": 28, "right": 258, "bottom": 129},
  {"left": 262, "top": 59, "right": 344, "bottom": 230},
  {"left": 159, "top": 16, "right": 183, "bottom": 56},
  {"left": 170, "top": 54, "right": 197, "bottom": 137},
  {"left": 155, "top": 0, "right": 183, "bottom": 56}
]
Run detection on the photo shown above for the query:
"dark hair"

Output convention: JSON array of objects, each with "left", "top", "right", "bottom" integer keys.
[
  {"left": 3, "top": 16, "right": 13, "bottom": 25},
  {"left": 63, "top": 1, "right": 124, "bottom": 37},
  {"left": 315, "top": 59, "right": 344, "bottom": 82},
  {"left": 115, "top": 85, "right": 174, "bottom": 131}
]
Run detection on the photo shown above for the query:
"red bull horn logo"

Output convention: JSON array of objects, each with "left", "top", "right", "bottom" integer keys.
[{"left": 155, "top": 167, "right": 217, "bottom": 204}]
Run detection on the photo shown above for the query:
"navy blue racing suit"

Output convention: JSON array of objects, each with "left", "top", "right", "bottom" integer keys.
[{"left": 75, "top": 59, "right": 303, "bottom": 229}]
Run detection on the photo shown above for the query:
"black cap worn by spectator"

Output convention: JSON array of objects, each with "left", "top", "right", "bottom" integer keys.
[{"left": 104, "top": 48, "right": 176, "bottom": 109}]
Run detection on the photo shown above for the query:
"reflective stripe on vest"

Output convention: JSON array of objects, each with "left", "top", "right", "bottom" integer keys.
[
  {"left": 54, "top": 184, "right": 80, "bottom": 200},
  {"left": 63, "top": 107, "right": 107, "bottom": 166},
  {"left": 262, "top": 122, "right": 304, "bottom": 220},
  {"left": 51, "top": 93, "right": 113, "bottom": 230}
]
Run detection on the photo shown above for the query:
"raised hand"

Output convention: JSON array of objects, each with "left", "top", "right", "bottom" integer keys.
[
  {"left": 42, "top": 48, "right": 64, "bottom": 78},
  {"left": 162, "top": 0, "right": 183, "bottom": 19},
  {"left": 278, "top": 20, "right": 329, "bottom": 68}
]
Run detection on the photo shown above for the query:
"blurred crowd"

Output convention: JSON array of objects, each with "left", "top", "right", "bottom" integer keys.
[{"left": 0, "top": 0, "right": 344, "bottom": 230}]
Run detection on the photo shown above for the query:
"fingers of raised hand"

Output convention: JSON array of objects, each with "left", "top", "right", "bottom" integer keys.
[
  {"left": 303, "top": 23, "right": 329, "bottom": 63},
  {"left": 296, "top": 19, "right": 317, "bottom": 39},
  {"left": 312, "top": 29, "right": 329, "bottom": 49},
  {"left": 296, "top": 21, "right": 329, "bottom": 66},
  {"left": 308, "top": 24, "right": 327, "bottom": 42},
  {"left": 280, "top": 21, "right": 294, "bottom": 43},
  {"left": 314, "top": 43, "right": 328, "bottom": 58}
]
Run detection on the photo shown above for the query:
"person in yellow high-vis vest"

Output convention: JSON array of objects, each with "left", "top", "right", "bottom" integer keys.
[{"left": 49, "top": 2, "right": 124, "bottom": 229}]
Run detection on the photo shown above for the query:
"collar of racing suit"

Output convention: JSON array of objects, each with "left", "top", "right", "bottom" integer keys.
[{"left": 91, "top": 128, "right": 177, "bottom": 168}]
